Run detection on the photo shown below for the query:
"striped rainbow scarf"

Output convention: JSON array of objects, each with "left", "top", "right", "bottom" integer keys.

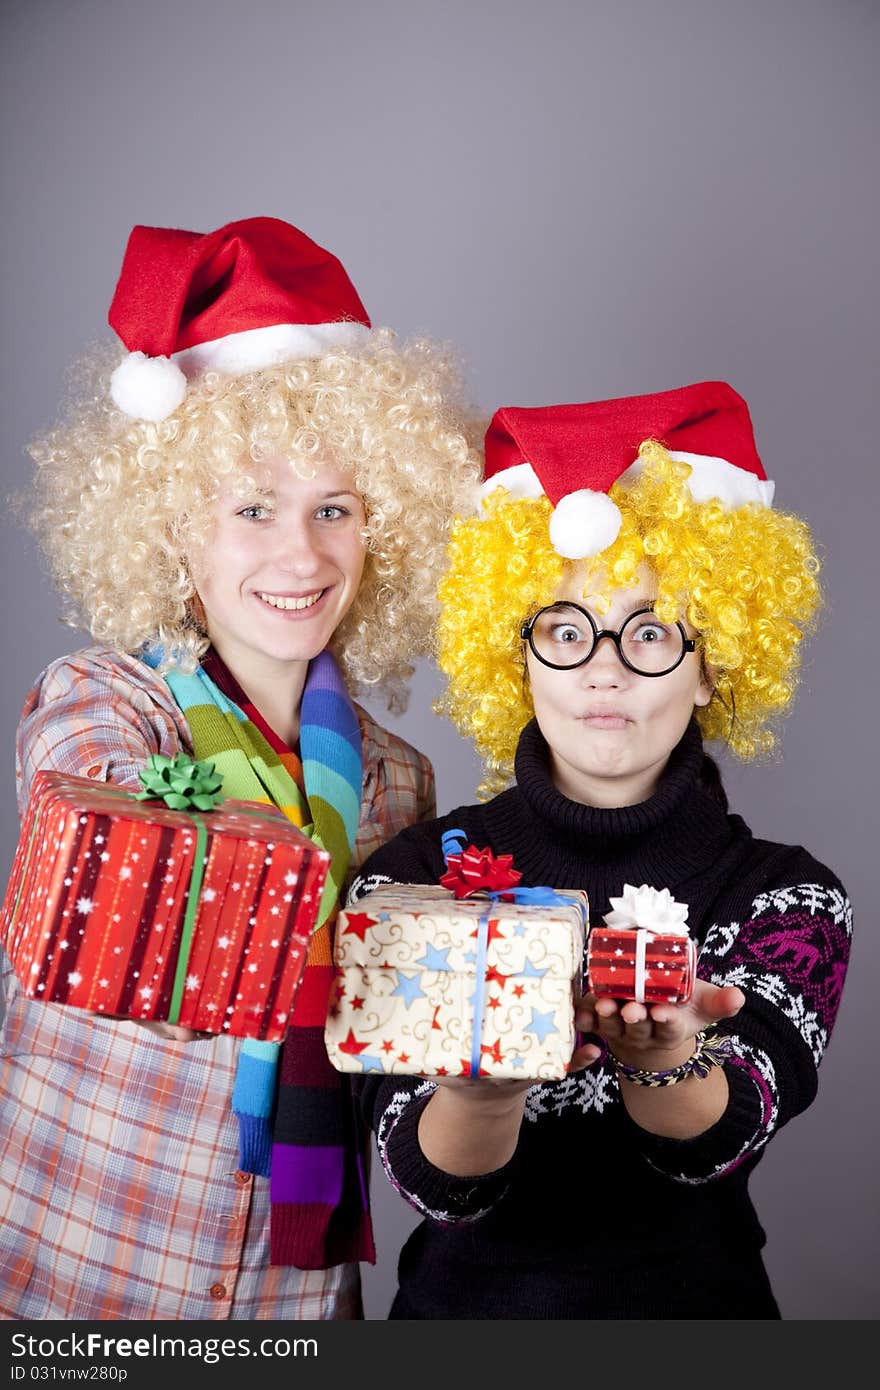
[{"left": 150, "top": 646, "right": 374, "bottom": 1268}]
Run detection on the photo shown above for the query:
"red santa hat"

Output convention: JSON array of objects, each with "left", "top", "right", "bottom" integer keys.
[
  {"left": 107, "top": 216, "right": 371, "bottom": 422},
  {"left": 478, "top": 381, "right": 775, "bottom": 560}
]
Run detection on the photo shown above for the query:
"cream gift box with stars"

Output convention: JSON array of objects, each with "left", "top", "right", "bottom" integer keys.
[{"left": 325, "top": 884, "right": 588, "bottom": 1081}]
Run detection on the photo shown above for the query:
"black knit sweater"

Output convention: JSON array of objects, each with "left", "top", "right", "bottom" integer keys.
[{"left": 352, "top": 719, "right": 852, "bottom": 1320}]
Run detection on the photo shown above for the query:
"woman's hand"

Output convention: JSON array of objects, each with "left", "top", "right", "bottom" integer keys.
[
  {"left": 572, "top": 979, "right": 745, "bottom": 1071},
  {"left": 133, "top": 1020, "right": 213, "bottom": 1042},
  {"left": 101, "top": 1014, "right": 211, "bottom": 1042},
  {"left": 572, "top": 981, "right": 746, "bottom": 1140}
]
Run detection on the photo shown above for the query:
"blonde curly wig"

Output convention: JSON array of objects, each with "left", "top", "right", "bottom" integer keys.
[
  {"left": 26, "top": 329, "right": 481, "bottom": 706},
  {"left": 437, "top": 440, "right": 822, "bottom": 792}
]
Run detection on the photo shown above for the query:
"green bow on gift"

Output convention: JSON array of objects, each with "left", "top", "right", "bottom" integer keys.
[{"left": 136, "top": 753, "right": 224, "bottom": 811}]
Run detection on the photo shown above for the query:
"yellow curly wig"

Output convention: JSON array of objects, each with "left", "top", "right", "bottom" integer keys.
[
  {"left": 26, "top": 329, "right": 481, "bottom": 707},
  {"left": 437, "top": 440, "right": 822, "bottom": 792}
]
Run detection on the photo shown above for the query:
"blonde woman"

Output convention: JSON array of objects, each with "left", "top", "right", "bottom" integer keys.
[
  {"left": 0, "top": 217, "right": 480, "bottom": 1319},
  {"left": 352, "top": 382, "right": 852, "bottom": 1319}
]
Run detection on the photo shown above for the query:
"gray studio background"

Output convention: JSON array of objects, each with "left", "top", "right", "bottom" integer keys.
[{"left": 1, "top": 0, "right": 875, "bottom": 1320}]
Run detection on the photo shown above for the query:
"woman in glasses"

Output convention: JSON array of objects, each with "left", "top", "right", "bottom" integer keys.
[{"left": 350, "top": 382, "right": 852, "bottom": 1320}]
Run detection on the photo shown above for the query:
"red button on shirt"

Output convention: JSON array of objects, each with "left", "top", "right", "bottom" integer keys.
[
  {"left": 234, "top": 1171, "right": 252, "bottom": 1187},
  {"left": 210, "top": 1283, "right": 227, "bottom": 1300}
]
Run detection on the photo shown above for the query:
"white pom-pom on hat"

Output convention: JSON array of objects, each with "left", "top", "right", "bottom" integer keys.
[
  {"left": 110, "top": 351, "right": 187, "bottom": 423},
  {"left": 548, "top": 489, "right": 622, "bottom": 560}
]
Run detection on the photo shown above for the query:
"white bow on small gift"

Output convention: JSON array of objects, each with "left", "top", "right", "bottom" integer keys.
[{"left": 603, "top": 884, "right": 690, "bottom": 937}]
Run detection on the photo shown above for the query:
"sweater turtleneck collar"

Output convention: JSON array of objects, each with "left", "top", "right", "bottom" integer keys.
[
  {"left": 514, "top": 715, "right": 707, "bottom": 842},
  {"left": 482, "top": 716, "right": 741, "bottom": 916}
]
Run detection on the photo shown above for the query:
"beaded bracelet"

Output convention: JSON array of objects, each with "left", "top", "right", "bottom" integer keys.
[{"left": 612, "top": 1029, "right": 734, "bottom": 1087}]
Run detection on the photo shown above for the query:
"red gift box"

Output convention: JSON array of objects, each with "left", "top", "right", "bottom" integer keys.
[
  {"left": 585, "top": 884, "right": 697, "bottom": 1005},
  {"left": 586, "top": 927, "right": 696, "bottom": 1003},
  {"left": 0, "top": 770, "right": 330, "bottom": 1040}
]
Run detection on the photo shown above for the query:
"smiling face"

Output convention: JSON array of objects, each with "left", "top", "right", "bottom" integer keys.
[
  {"left": 525, "top": 564, "right": 713, "bottom": 807},
  {"left": 188, "top": 455, "right": 367, "bottom": 682}
]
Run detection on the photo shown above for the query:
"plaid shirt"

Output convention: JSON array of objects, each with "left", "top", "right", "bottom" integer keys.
[{"left": 0, "top": 646, "right": 435, "bottom": 1320}]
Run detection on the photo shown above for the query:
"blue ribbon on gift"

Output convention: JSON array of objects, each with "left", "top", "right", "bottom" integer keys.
[
  {"left": 441, "top": 828, "right": 468, "bottom": 863},
  {"left": 471, "top": 911, "right": 490, "bottom": 1077},
  {"left": 467, "top": 890, "right": 586, "bottom": 1077},
  {"left": 486, "top": 884, "right": 581, "bottom": 913},
  {"left": 440, "top": 829, "right": 587, "bottom": 1075}
]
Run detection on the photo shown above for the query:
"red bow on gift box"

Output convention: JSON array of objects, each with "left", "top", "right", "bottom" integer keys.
[{"left": 439, "top": 843, "right": 523, "bottom": 899}]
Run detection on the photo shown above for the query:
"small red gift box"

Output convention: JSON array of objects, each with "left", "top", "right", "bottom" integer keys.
[
  {"left": 585, "top": 884, "right": 696, "bottom": 1004},
  {"left": 0, "top": 769, "right": 330, "bottom": 1040}
]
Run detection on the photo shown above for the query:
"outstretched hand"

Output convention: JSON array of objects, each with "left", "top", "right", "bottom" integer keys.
[
  {"left": 571, "top": 979, "right": 745, "bottom": 1071},
  {"left": 101, "top": 1014, "right": 211, "bottom": 1042}
]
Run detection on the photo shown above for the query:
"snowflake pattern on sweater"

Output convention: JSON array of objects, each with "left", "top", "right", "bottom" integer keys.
[{"left": 701, "top": 882, "right": 852, "bottom": 1066}]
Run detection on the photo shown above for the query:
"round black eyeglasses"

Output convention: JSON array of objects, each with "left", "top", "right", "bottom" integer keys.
[{"left": 520, "top": 603, "right": 697, "bottom": 677}]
